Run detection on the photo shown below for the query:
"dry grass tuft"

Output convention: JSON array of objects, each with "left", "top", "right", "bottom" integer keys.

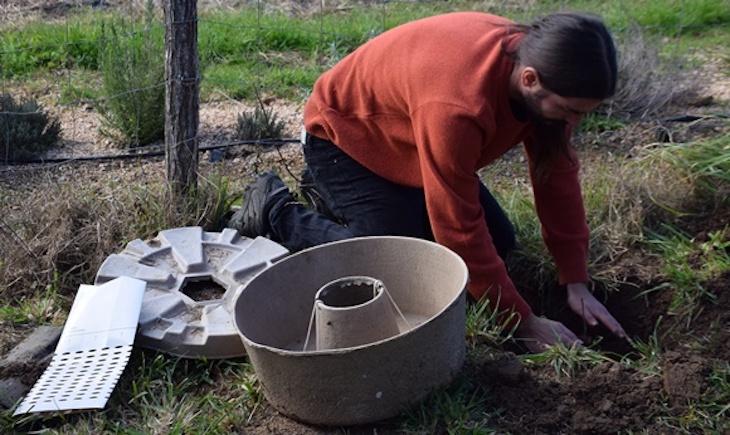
[
  {"left": 607, "top": 24, "right": 701, "bottom": 119},
  {"left": 0, "top": 169, "right": 233, "bottom": 304}
]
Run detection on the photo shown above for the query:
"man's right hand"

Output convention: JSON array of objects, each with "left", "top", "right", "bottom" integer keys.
[{"left": 515, "top": 312, "right": 583, "bottom": 353}]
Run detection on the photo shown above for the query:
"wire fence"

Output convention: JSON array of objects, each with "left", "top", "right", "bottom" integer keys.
[{"left": 1, "top": 0, "right": 728, "bottom": 164}]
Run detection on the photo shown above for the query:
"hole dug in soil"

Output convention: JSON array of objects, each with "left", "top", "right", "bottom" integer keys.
[{"left": 479, "top": 272, "right": 729, "bottom": 434}]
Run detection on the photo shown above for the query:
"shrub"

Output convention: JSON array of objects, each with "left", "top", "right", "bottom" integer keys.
[
  {"left": 96, "top": 2, "right": 165, "bottom": 148},
  {"left": 236, "top": 104, "right": 287, "bottom": 141},
  {"left": 0, "top": 93, "right": 62, "bottom": 161}
]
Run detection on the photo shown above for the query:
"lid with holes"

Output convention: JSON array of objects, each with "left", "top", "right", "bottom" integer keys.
[{"left": 95, "top": 227, "right": 289, "bottom": 359}]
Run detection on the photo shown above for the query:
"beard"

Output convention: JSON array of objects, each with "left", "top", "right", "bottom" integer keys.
[
  {"left": 509, "top": 88, "right": 572, "bottom": 183},
  {"left": 509, "top": 89, "right": 567, "bottom": 131}
]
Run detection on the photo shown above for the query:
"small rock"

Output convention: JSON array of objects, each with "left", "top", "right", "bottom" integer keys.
[{"left": 0, "top": 326, "right": 62, "bottom": 409}]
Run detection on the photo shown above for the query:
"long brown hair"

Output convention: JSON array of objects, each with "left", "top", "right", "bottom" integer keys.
[{"left": 504, "top": 13, "right": 617, "bottom": 182}]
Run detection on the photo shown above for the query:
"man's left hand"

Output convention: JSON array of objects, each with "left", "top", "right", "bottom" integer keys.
[{"left": 566, "top": 282, "right": 627, "bottom": 339}]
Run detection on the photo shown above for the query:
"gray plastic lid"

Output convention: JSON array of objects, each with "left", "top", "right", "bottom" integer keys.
[{"left": 95, "top": 227, "right": 288, "bottom": 359}]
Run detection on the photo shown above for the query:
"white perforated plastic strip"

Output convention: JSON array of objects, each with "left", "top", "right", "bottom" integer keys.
[
  {"left": 14, "top": 277, "right": 145, "bottom": 415},
  {"left": 14, "top": 345, "right": 133, "bottom": 414}
]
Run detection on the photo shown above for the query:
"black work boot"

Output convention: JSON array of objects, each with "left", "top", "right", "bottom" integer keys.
[{"left": 228, "top": 170, "right": 289, "bottom": 238}]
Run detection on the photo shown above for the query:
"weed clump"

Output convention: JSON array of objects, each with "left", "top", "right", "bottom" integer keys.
[
  {"left": 236, "top": 105, "right": 287, "bottom": 141},
  {"left": 0, "top": 93, "right": 61, "bottom": 161},
  {"left": 606, "top": 24, "right": 698, "bottom": 119}
]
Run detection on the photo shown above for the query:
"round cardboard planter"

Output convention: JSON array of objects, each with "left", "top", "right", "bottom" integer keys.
[{"left": 234, "top": 236, "right": 468, "bottom": 426}]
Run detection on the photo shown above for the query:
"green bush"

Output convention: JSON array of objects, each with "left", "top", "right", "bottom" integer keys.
[
  {"left": 0, "top": 93, "right": 61, "bottom": 161},
  {"left": 96, "top": 4, "right": 165, "bottom": 148},
  {"left": 236, "top": 104, "right": 287, "bottom": 141}
]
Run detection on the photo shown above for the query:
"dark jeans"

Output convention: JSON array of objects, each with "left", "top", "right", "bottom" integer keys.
[{"left": 268, "top": 134, "right": 516, "bottom": 257}]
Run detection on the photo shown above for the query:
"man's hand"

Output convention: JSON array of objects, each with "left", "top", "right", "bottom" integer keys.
[
  {"left": 566, "top": 282, "right": 627, "bottom": 339},
  {"left": 515, "top": 312, "right": 583, "bottom": 353}
]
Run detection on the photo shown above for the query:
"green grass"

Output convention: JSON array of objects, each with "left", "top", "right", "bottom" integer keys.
[
  {"left": 578, "top": 113, "right": 627, "bottom": 133},
  {"left": 2, "top": 0, "right": 729, "bottom": 101},
  {"left": 465, "top": 295, "right": 519, "bottom": 349},
  {"left": 400, "top": 378, "right": 497, "bottom": 434},
  {"left": 0, "top": 15, "right": 103, "bottom": 77},
  {"left": 0, "top": 280, "right": 63, "bottom": 325},
  {"left": 520, "top": 341, "right": 615, "bottom": 379},
  {"left": 548, "top": 0, "right": 730, "bottom": 33},
  {"left": 501, "top": 192, "right": 558, "bottom": 295},
  {"left": 581, "top": 153, "right": 644, "bottom": 262},
  {"left": 622, "top": 321, "right": 664, "bottom": 377},
  {"left": 202, "top": 55, "right": 320, "bottom": 100},
  {"left": 642, "top": 225, "right": 727, "bottom": 318},
  {"left": 650, "top": 134, "right": 730, "bottom": 204},
  {"left": 671, "top": 25, "right": 730, "bottom": 59}
]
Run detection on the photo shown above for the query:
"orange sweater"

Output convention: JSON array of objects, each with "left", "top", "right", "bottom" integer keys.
[{"left": 304, "top": 12, "right": 590, "bottom": 323}]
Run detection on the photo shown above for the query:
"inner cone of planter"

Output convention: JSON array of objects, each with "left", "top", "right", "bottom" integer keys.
[
  {"left": 234, "top": 236, "right": 469, "bottom": 426},
  {"left": 314, "top": 276, "right": 401, "bottom": 350}
]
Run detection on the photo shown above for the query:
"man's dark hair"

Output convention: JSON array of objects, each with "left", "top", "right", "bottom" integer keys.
[
  {"left": 517, "top": 12, "right": 618, "bottom": 99},
  {"left": 506, "top": 12, "right": 617, "bottom": 182}
]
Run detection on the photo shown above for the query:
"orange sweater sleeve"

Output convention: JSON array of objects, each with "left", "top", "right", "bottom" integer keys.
[
  {"left": 410, "top": 102, "right": 533, "bottom": 324},
  {"left": 525, "top": 136, "right": 590, "bottom": 286}
]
